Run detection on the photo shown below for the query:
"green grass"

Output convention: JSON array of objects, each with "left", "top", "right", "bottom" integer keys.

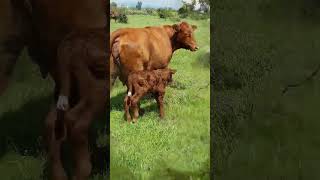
[
  {"left": 213, "top": 0, "right": 320, "bottom": 179},
  {"left": 110, "top": 15, "right": 210, "bottom": 179}
]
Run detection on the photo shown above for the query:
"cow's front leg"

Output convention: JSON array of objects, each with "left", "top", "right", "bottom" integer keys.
[
  {"left": 156, "top": 92, "right": 165, "bottom": 119},
  {"left": 45, "top": 104, "right": 67, "bottom": 180}
]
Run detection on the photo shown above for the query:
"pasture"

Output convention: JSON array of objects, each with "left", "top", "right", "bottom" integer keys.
[
  {"left": 110, "top": 15, "right": 210, "bottom": 179},
  {"left": 214, "top": 0, "right": 320, "bottom": 179}
]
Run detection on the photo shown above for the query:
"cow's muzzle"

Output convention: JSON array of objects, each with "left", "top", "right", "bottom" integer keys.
[{"left": 190, "top": 46, "right": 199, "bottom": 51}]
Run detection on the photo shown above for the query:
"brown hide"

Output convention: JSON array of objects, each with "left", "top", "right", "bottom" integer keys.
[{"left": 109, "top": 21, "right": 197, "bottom": 88}]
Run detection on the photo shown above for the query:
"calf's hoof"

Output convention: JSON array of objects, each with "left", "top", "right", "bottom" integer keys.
[{"left": 132, "top": 118, "right": 138, "bottom": 123}]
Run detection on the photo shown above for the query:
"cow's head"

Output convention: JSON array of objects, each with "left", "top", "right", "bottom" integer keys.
[{"left": 172, "top": 22, "right": 198, "bottom": 51}]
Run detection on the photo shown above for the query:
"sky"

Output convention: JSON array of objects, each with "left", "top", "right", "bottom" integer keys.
[{"left": 110, "top": 0, "right": 193, "bottom": 10}]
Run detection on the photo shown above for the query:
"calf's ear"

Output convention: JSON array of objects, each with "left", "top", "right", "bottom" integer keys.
[
  {"left": 170, "top": 69, "right": 177, "bottom": 74},
  {"left": 192, "top": 25, "right": 197, "bottom": 30}
]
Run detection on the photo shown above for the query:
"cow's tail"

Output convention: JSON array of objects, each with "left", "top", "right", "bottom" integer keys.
[
  {"left": 109, "top": 29, "right": 127, "bottom": 55},
  {"left": 110, "top": 29, "right": 128, "bottom": 89}
]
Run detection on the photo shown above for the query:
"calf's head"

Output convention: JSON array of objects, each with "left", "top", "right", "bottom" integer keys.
[
  {"left": 161, "top": 68, "right": 176, "bottom": 83},
  {"left": 172, "top": 22, "right": 198, "bottom": 51}
]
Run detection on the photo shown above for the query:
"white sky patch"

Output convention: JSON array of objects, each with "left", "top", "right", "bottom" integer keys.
[{"left": 182, "top": 0, "right": 201, "bottom": 10}]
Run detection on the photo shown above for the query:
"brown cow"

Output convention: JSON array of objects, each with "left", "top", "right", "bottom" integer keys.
[
  {"left": 0, "top": 0, "right": 108, "bottom": 180},
  {"left": 109, "top": 21, "right": 198, "bottom": 88},
  {"left": 52, "top": 28, "right": 108, "bottom": 180},
  {"left": 124, "top": 68, "right": 176, "bottom": 122}
]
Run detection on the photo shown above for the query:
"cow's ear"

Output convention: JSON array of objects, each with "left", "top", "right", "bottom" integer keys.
[
  {"left": 192, "top": 25, "right": 197, "bottom": 30},
  {"left": 173, "top": 24, "right": 180, "bottom": 32}
]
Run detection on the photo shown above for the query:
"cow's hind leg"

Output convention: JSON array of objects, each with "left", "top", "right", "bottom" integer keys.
[
  {"left": 69, "top": 108, "right": 94, "bottom": 180},
  {"left": 45, "top": 104, "right": 67, "bottom": 180}
]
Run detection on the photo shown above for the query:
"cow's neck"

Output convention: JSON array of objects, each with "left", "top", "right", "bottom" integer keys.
[{"left": 164, "top": 25, "right": 181, "bottom": 53}]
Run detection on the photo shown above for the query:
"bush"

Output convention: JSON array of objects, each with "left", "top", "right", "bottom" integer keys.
[
  {"left": 157, "top": 9, "right": 173, "bottom": 19},
  {"left": 145, "top": 8, "right": 157, "bottom": 16},
  {"left": 118, "top": 13, "right": 128, "bottom": 23}
]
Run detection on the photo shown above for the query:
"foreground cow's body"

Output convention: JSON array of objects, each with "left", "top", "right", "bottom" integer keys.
[
  {"left": 54, "top": 28, "right": 108, "bottom": 180},
  {"left": 110, "top": 22, "right": 198, "bottom": 88},
  {"left": 124, "top": 68, "right": 176, "bottom": 122},
  {"left": 0, "top": 0, "right": 108, "bottom": 179}
]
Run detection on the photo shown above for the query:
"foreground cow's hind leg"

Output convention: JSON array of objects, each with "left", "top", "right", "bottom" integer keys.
[
  {"left": 45, "top": 105, "right": 67, "bottom": 180},
  {"left": 70, "top": 110, "right": 94, "bottom": 180}
]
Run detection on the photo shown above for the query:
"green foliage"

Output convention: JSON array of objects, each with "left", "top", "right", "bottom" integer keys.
[
  {"left": 118, "top": 13, "right": 128, "bottom": 23},
  {"left": 157, "top": 8, "right": 173, "bottom": 19},
  {"left": 145, "top": 8, "right": 157, "bottom": 16},
  {"left": 178, "top": 1, "right": 210, "bottom": 20}
]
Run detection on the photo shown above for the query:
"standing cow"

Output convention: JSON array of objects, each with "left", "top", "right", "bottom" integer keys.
[
  {"left": 0, "top": 0, "right": 108, "bottom": 179},
  {"left": 109, "top": 21, "right": 198, "bottom": 88}
]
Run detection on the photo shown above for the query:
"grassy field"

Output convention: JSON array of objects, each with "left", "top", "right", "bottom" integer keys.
[
  {"left": 213, "top": 0, "right": 320, "bottom": 179},
  {"left": 110, "top": 15, "right": 210, "bottom": 179}
]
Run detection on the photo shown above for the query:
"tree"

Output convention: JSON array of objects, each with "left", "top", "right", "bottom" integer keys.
[
  {"left": 136, "top": 1, "right": 143, "bottom": 10},
  {"left": 111, "top": 2, "right": 117, "bottom": 9}
]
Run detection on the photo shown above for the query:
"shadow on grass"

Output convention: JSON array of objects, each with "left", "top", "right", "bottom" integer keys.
[
  {"left": 149, "top": 159, "right": 210, "bottom": 180},
  {"left": 0, "top": 95, "right": 52, "bottom": 157},
  {"left": 0, "top": 95, "right": 109, "bottom": 178}
]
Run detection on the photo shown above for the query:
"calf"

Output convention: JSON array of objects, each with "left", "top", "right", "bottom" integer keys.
[{"left": 124, "top": 68, "right": 176, "bottom": 123}]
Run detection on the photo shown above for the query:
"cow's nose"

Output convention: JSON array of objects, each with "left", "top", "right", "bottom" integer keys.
[{"left": 195, "top": 46, "right": 199, "bottom": 51}]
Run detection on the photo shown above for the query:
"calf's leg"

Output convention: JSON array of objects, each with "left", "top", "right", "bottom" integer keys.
[
  {"left": 130, "top": 92, "right": 144, "bottom": 123},
  {"left": 156, "top": 92, "right": 165, "bottom": 119},
  {"left": 124, "top": 96, "right": 132, "bottom": 122},
  {"left": 45, "top": 104, "right": 67, "bottom": 180}
]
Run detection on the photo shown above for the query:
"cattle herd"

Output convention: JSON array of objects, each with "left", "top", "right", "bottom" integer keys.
[{"left": 0, "top": 1, "right": 198, "bottom": 179}]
